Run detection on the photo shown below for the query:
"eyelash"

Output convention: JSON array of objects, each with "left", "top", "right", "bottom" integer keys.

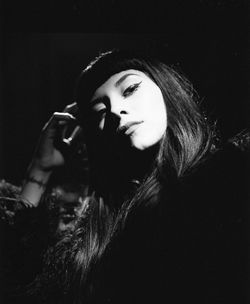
[
  {"left": 91, "top": 81, "right": 142, "bottom": 119},
  {"left": 123, "top": 81, "right": 142, "bottom": 97},
  {"left": 94, "top": 108, "right": 106, "bottom": 119}
]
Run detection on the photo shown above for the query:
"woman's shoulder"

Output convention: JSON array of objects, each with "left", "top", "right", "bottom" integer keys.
[
  {"left": 188, "top": 129, "right": 249, "bottom": 182},
  {"left": 174, "top": 129, "right": 249, "bottom": 223},
  {"left": 0, "top": 179, "right": 34, "bottom": 225},
  {"left": 211, "top": 129, "right": 250, "bottom": 170},
  {"left": 227, "top": 129, "right": 250, "bottom": 152}
]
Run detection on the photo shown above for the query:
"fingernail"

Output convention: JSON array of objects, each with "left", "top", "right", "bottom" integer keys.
[{"left": 68, "top": 114, "right": 76, "bottom": 120}]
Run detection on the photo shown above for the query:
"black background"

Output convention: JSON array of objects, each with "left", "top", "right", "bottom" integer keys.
[
  {"left": 1, "top": 0, "right": 249, "bottom": 183},
  {"left": 0, "top": 1, "right": 249, "bottom": 304}
]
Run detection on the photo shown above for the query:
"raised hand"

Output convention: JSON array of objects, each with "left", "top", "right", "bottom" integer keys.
[
  {"left": 33, "top": 111, "right": 77, "bottom": 171},
  {"left": 21, "top": 102, "right": 82, "bottom": 207}
]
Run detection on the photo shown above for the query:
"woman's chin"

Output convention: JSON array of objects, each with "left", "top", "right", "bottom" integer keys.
[{"left": 129, "top": 136, "right": 160, "bottom": 152}]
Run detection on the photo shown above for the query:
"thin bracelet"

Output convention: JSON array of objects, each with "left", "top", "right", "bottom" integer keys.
[{"left": 24, "top": 176, "right": 47, "bottom": 188}]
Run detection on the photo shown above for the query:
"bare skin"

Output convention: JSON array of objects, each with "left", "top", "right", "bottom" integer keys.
[{"left": 20, "top": 103, "right": 81, "bottom": 207}]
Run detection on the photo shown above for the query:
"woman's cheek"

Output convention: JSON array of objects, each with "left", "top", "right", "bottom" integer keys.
[{"left": 97, "top": 117, "right": 105, "bottom": 130}]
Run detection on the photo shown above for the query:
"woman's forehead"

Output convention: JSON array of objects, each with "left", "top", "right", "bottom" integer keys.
[
  {"left": 90, "top": 69, "right": 148, "bottom": 100},
  {"left": 98, "top": 69, "right": 147, "bottom": 86}
]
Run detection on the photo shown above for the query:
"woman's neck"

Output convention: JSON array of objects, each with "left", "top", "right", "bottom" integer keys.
[
  {"left": 112, "top": 142, "right": 160, "bottom": 185},
  {"left": 94, "top": 141, "right": 161, "bottom": 205}
]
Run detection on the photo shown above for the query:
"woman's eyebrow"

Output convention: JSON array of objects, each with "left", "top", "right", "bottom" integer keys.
[
  {"left": 91, "top": 96, "right": 106, "bottom": 106},
  {"left": 115, "top": 73, "right": 139, "bottom": 87},
  {"left": 91, "top": 73, "right": 140, "bottom": 104}
]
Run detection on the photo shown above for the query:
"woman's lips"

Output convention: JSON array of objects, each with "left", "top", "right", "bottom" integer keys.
[{"left": 117, "top": 121, "right": 143, "bottom": 135}]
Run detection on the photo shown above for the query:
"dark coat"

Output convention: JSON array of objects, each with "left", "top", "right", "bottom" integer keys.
[
  {"left": 0, "top": 132, "right": 249, "bottom": 304},
  {"left": 89, "top": 132, "right": 249, "bottom": 304}
]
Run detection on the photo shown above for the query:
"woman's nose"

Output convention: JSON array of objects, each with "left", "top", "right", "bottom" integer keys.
[
  {"left": 103, "top": 97, "right": 128, "bottom": 133},
  {"left": 109, "top": 97, "right": 128, "bottom": 117}
]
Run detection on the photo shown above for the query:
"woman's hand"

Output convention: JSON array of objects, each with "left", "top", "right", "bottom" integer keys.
[
  {"left": 21, "top": 102, "right": 80, "bottom": 207},
  {"left": 32, "top": 110, "right": 77, "bottom": 172}
]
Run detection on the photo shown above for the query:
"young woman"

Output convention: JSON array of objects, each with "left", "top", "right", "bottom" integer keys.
[{"left": 4, "top": 49, "right": 249, "bottom": 303}]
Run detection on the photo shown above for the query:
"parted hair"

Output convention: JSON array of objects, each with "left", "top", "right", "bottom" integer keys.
[{"left": 30, "top": 49, "right": 215, "bottom": 303}]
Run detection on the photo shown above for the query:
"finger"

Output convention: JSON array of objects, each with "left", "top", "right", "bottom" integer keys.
[
  {"left": 62, "top": 102, "right": 78, "bottom": 115},
  {"left": 54, "top": 112, "right": 76, "bottom": 120},
  {"left": 58, "top": 112, "right": 79, "bottom": 139},
  {"left": 62, "top": 125, "right": 82, "bottom": 146},
  {"left": 43, "top": 112, "right": 76, "bottom": 131}
]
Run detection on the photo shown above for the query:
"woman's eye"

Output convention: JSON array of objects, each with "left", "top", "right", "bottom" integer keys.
[
  {"left": 123, "top": 82, "right": 142, "bottom": 97},
  {"left": 90, "top": 108, "right": 106, "bottom": 121},
  {"left": 95, "top": 108, "right": 106, "bottom": 118}
]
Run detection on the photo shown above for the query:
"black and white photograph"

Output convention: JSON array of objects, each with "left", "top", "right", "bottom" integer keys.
[{"left": 0, "top": 1, "right": 249, "bottom": 303}]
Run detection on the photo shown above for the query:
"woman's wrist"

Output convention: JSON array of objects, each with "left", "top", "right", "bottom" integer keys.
[
  {"left": 24, "top": 175, "right": 48, "bottom": 188},
  {"left": 25, "top": 163, "right": 52, "bottom": 185},
  {"left": 28, "top": 156, "right": 54, "bottom": 173},
  {"left": 20, "top": 164, "right": 52, "bottom": 207}
]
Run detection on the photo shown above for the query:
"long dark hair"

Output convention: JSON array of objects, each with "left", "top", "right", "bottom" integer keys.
[
  {"left": 30, "top": 49, "right": 215, "bottom": 303},
  {"left": 76, "top": 49, "right": 212, "bottom": 177}
]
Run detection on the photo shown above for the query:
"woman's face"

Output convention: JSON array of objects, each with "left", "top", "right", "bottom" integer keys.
[{"left": 88, "top": 69, "right": 167, "bottom": 151}]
